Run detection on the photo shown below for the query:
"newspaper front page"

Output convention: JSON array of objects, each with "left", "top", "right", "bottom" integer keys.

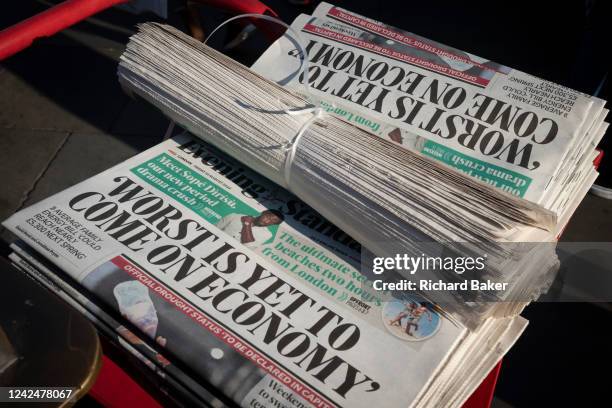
[
  {"left": 3, "top": 133, "right": 469, "bottom": 408},
  {"left": 251, "top": 3, "right": 607, "bottom": 207}
]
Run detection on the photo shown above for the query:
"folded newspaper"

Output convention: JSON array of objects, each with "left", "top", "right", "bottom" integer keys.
[
  {"left": 116, "top": 23, "right": 563, "bottom": 327},
  {"left": 252, "top": 2, "right": 608, "bottom": 232},
  {"left": 4, "top": 133, "right": 526, "bottom": 408}
]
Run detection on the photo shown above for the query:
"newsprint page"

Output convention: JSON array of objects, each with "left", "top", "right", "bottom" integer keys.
[{"left": 4, "top": 133, "right": 490, "bottom": 408}]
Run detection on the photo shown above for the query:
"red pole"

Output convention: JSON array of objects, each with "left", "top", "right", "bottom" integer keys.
[
  {"left": 199, "top": 0, "right": 276, "bottom": 16},
  {"left": 0, "top": 0, "right": 128, "bottom": 61}
]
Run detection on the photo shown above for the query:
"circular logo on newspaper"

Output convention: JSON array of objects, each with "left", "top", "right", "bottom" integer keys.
[{"left": 382, "top": 296, "right": 441, "bottom": 341}]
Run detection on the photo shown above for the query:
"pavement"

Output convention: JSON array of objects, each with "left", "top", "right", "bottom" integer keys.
[
  {"left": 0, "top": 2, "right": 170, "bottom": 241},
  {"left": 0, "top": 1, "right": 611, "bottom": 407}
]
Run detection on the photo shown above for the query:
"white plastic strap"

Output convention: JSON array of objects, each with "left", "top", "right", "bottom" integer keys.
[
  {"left": 204, "top": 13, "right": 313, "bottom": 95},
  {"left": 283, "top": 106, "right": 324, "bottom": 187},
  {"left": 204, "top": 14, "right": 329, "bottom": 189}
]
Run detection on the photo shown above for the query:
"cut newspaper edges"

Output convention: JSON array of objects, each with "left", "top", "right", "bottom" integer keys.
[
  {"left": 3, "top": 5, "right": 606, "bottom": 408},
  {"left": 115, "top": 22, "right": 561, "bottom": 329}
]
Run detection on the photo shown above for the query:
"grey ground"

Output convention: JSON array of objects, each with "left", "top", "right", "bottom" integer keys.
[{"left": 0, "top": 6, "right": 169, "bottom": 240}]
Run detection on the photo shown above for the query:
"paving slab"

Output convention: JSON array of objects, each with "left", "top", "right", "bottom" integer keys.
[
  {"left": 22, "top": 131, "right": 164, "bottom": 208},
  {"left": 110, "top": 97, "right": 170, "bottom": 137},
  {"left": 0, "top": 40, "right": 129, "bottom": 134},
  {"left": 0, "top": 128, "right": 69, "bottom": 222}
]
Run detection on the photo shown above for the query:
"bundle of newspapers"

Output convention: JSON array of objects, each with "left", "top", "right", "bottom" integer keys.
[
  {"left": 256, "top": 2, "right": 607, "bottom": 233},
  {"left": 5, "top": 131, "right": 527, "bottom": 408},
  {"left": 3, "top": 3, "right": 606, "bottom": 408},
  {"left": 115, "top": 21, "right": 562, "bottom": 326}
]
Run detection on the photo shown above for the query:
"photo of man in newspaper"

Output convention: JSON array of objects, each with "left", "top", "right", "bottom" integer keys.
[{"left": 216, "top": 210, "right": 284, "bottom": 249}]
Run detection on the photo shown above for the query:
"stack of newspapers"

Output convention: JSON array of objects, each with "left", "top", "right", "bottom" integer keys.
[
  {"left": 115, "top": 22, "right": 559, "bottom": 326},
  {"left": 5, "top": 132, "right": 528, "bottom": 408},
  {"left": 2, "top": 3, "right": 606, "bottom": 408},
  {"left": 252, "top": 2, "right": 608, "bottom": 232}
]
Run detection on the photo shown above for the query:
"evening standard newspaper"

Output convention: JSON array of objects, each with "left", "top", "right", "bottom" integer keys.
[
  {"left": 251, "top": 3, "right": 608, "bottom": 227},
  {"left": 2, "top": 132, "right": 527, "bottom": 408}
]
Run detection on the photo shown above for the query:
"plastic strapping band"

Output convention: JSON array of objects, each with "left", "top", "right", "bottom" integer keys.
[
  {"left": 283, "top": 106, "right": 324, "bottom": 187},
  {"left": 204, "top": 13, "right": 311, "bottom": 91}
]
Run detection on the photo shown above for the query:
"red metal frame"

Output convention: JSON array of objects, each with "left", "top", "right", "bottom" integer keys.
[
  {"left": 89, "top": 150, "right": 607, "bottom": 406},
  {"left": 0, "top": 0, "right": 128, "bottom": 60},
  {"left": 463, "top": 362, "right": 503, "bottom": 408},
  {"left": 90, "top": 354, "right": 162, "bottom": 408},
  {"left": 198, "top": 0, "right": 276, "bottom": 16},
  {"left": 0, "top": 0, "right": 279, "bottom": 61}
]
